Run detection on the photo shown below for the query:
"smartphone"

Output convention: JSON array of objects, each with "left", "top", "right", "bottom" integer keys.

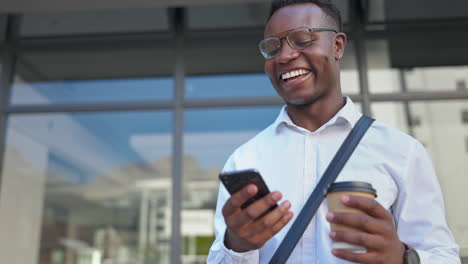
[{"left": 219, "top": 169, "right": 278, "bottom": 216}]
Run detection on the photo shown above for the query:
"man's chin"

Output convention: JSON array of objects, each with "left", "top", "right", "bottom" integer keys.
[{"left": 284, "top": 96, "right": 317, "bottom": 106}]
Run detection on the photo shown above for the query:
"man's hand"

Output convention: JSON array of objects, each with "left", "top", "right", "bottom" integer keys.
[
  {"left": 326, "top": 195, "right": 406, "bottom": 264},
  {"left": 222, "top": 184, "right": 294, "bottom": 252}
]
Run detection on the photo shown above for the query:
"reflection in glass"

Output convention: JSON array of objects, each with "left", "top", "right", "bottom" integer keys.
[
  {"left": 384, "top": 0, "right": 468, "bottom": 21},
  {"left": 188, "top": 1, "right": 350, "bottom": 29},
  {"left": 0, "top": 111, "right": 172, "bottom": 264},
  {"left": 371, "top": 102, "right": 409, "bottom": 133},
  {"left": 185, "top": 74, "right": 276, "bottom": 99},
  {"left": 353, "top": 102, "right": 363, "bottom": 113},
  {"left": 184, "top": 30, "right": 263, "bottom": 76},
  {"left": 404, "top": 66, "right": 468, "bottom": 92},
  {"left": 12, "top": 48, "right": 174, "bottom": 104},
  {"left": 182, "top": 106, "right": 281, "bottom": 263},
  {"left": 409, "top": 100, "right": 468, "bottom": 257},
  {"left": 334, "top": 0, "right": 350, "bottom": 25},
  {"left": 373, "top": 100, "right": 468, "bottom": 257},
  {"left": 368, "top": 0, "right": 386, "bottom": 22},
  {"left": 367, "top": 39, "right": 402, "bottom": 93},
  {"left": 12, "top": 76, "right": 173, "bottom": 105},
  {"left": 366, "top": 39, "right": 468, "bottom": 93},
  {"left": 188, "top": 3, "right": 268, "bottom": 30},
  {"left": 341, "top": 41, "right": 360, "bottom": 95},
  {"left": 0, "top": 15, "right": 5, "bottom": 43},
  {"left": 20, "top": 8, "right": 169, "bottom": 37}
]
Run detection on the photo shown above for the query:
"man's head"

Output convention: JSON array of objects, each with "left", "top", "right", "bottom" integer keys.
[
  {"left": 262, "top": 0, "right": 346, "bottom": 106},
  {"left": 269, "top": 0, "right": 342, "bottom": 32}
]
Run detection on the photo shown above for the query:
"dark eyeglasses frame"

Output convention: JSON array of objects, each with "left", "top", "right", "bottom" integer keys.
[{"left": 259, "top": 27, "right": 338, "bottom": 59}]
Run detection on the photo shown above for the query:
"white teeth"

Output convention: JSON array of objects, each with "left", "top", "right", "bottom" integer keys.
[{"left": 281, "top": 69, "right": 309, "bottom": 80}]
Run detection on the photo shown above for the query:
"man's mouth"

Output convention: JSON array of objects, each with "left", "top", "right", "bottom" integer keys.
[{"left": 280, "top": 69, "right": 311, "bottom": 82}]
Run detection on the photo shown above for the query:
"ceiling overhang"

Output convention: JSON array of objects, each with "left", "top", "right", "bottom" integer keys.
[{"left": 0, "top": 0, "right": 266, "bottom": 13}]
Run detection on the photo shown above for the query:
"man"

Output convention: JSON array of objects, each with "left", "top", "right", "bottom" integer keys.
[{"left": 207, "top": 0, "right": 460, "bottom": 263}]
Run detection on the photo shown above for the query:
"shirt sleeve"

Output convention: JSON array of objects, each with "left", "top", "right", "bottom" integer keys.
[
  {"left": 392, "top": 140, "right": 461, "bottom": 264},
  {"left": 206, "top": 154, "right": 260, "bottom": 264}
]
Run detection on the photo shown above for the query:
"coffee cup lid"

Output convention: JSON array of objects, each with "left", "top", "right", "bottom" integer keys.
[{"left": 327, "top": 181, "right": 377, "bottom": 197}]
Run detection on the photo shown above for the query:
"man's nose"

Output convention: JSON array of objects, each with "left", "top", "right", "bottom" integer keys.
[{"left": 276, "top": 39, "right": 300, "bottom": 63}]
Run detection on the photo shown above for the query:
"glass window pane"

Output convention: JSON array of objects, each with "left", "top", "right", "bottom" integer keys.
[
  {"left": 369, "top": 0, "right": 468, "bottom": 22},
  {"left": 367, "top": 38, "right": 468, "bottom": 93},
  {"left": 185, "top": 73, "right": 277, "bottom": 99},
  {"left": 0, "top": 15, "right": 6, "bottom": 43},
  {"left": 373, "top": 100, "right": 468, "bottom": 257},
  {"left": 187, "top": 0, "right": 348, "bottom": 30},
  {"left": 213, "top": 0, "right": 348, "bottom": 26},
  {"left": 12, "top": 76, "right": 173, "bottom": 105},
  {"left": 188, "top": 3, "right": 269, "bottom": 30},
  {"left": 333, "top": 0, "right": 350, "bottom": 25},
  {"left": 20, "top": 8, "right": 169, "bottom": 37},
  {"left": 341, "top": 41, "right": 359, "bottom": 95},
  {"left": 389, "top": 30, "right": 468, "bottom": 68},
  {"left": 367, "top": 39, "right": 402, "bottom": 93},
  {"left": 385, "top": 0, "right": 468, "bottom": 21},
  {"left": 0, "top": 111, "right": 172, "bottom": 264},
  {"left": 368, "top": 0, "right": 386, "bottom": 22},
  {"left": 12, "top": 47, "right": 173, "bottom": 105},
  {"left": 182, "top": 106, "right": 281, "bottom": 262},
  {"left": 404, "top": 66, "right": 468, "bottom": 92},
  {"left": 184, "top": 30, "right": 263, "bottom": 75},
  {"left": 370, "top": 102, "right": 409, "bottom": 133},
  {"left": 353, "top": 101, "right": 362, "bottom": 112},
  {"left": 409, "top": 100, "right": 468, "bottom": 258}
]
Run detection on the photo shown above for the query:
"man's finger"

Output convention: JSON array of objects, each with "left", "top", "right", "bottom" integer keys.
[
  {"left": 330, "top": 230, "right": 385, "bottom": 251},
  {"left": 270, "top": 210, "right": 294, "bottom": 235},
  {"left": 341, "top": 195, "right": 391, "bottom": 220},
  {"left": 250, "top": 210, "right": 294, "bottom": 247},
  {"left": 241, "top": 191, "right": 282, "bottom": 221},
  {"left": 327, "top": 211, "right": 391, "bottom": 235},
  {"left": 248, "top": 200, "right": 292, "bottom": 236},
  {"left": 222, "top": 184, "right": 258, "bottom": 217}
]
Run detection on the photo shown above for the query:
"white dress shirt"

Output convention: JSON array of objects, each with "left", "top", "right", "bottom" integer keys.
[{"left": 207, "top": 98, "right": 460, "bottom": 264}]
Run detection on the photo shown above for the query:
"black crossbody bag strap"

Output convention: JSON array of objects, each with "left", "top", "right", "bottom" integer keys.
[{"left": 269, "top": 115, "right": 375, "bottom": 264}]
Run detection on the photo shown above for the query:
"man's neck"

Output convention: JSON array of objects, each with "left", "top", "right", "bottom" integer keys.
[{"left": 286, "top": 95, "right": 346, "bottom": 132}]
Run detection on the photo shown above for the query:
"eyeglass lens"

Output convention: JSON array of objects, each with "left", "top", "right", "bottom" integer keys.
[{"left": 260, "top": 28, "right": 313, "bottom": 59}]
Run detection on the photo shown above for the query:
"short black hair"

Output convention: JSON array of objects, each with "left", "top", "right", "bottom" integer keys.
[{"left": 268, "top": 0, "right": 342, "bottom": 32}]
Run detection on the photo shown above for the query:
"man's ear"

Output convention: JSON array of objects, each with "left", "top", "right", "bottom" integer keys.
[{"left": 334, "top": 32, "right": 347, "bottom": 60}]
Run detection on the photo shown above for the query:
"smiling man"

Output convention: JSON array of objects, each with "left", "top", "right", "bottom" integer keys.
[{"left": 207, "top": 0, "right": 460, "bottom": 263}]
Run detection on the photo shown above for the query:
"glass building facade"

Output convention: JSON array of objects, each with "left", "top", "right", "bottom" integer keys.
[{"left": 0, "top": 0, "right": 467, "bottom": 263}]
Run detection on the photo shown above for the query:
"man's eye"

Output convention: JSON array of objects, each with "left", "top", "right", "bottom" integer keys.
[{"left": 294, "top": 39, "right": 313, "bottom": 47}]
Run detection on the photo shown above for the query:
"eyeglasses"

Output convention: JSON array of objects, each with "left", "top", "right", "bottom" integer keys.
[{"left": 258, "top": 27, "right": 338, "bottom": 59}]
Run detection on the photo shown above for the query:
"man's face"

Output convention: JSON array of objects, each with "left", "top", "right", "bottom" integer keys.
[{"left": 264, "top": 4, "right": 344, "bottom": 106}]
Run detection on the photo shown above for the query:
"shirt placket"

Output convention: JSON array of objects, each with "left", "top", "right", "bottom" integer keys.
[{"left": 302, "top": 132, "right": 318, "bottom": 263}]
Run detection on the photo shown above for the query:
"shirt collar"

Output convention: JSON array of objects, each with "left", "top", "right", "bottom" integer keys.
[{"left": 273, "top": 97, "right": 363, "bottom": 134}]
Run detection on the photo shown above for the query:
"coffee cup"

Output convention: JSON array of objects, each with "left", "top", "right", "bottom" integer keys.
[{"left": 326, "top": 181, "right": 377, "bottom": 252}]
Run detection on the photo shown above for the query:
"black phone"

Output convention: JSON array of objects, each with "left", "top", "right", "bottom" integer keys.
[{"left": 219, "top": 169, "right": 278, "bottom": 215}]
